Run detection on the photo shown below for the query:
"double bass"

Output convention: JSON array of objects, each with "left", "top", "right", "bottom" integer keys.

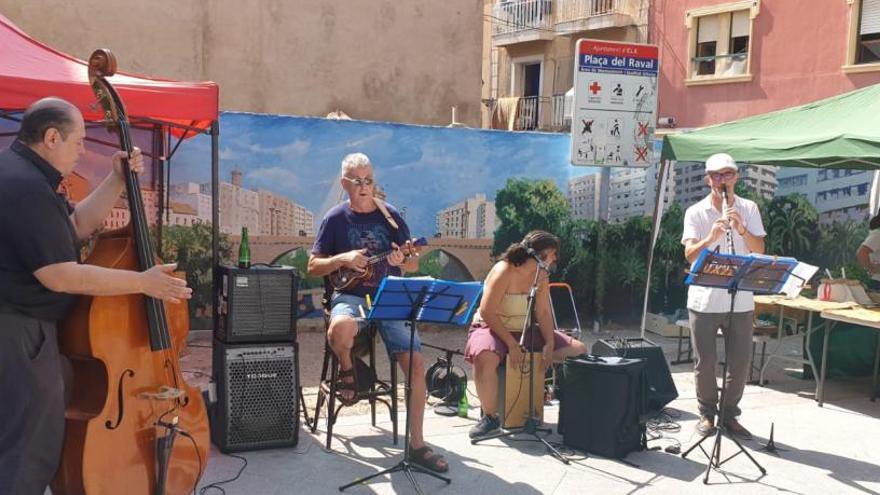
[{"left": 52, "top": 49, "right": 209, "bottom": 494}]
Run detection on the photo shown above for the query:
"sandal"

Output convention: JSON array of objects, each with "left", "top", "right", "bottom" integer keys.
[
  {"left": 335, "top": 367, "right": 359, "bottom": 406},
  {"left": 408, "top": 446, "right": 449, "bottom": 473}
]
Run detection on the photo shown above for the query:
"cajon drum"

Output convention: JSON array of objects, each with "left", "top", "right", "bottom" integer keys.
[{"left": 497, "top": 352, "right": 544, "bottom": 428}]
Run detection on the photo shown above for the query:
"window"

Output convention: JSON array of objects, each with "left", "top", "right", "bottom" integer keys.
[
  {"left": 858, "top": 0, "right": 880, "bottom": 64},
  {"left": 685, "top": 1, "right": 759, "bottom": 84},
  {"left": 694, "top": 10, "right": 749, "bottom": 76},
  {"left": 846, "top": 0, "right": 880, "bottom": 71}
]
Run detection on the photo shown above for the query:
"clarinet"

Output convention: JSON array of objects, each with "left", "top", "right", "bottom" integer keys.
[{"left": 722, "top": 187, "right": 736, "bottom": 255}]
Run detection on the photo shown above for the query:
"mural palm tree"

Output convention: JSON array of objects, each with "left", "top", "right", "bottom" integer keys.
[
  {"left": 614, "top": 245, "right": 647, "bottom": 315},
  {"left": 818, "top": 220, "right": 868, "bottom": 270},
  {"left": 765, "top": 194, "right": 818, "bottom": 260},
  {"left": 652, "top": 203, "right": 686, "bottom": 311}
]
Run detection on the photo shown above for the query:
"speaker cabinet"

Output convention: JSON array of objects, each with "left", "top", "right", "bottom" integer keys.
[
  {"left": 217, "top": 265, "right": 298, "bottom": 343},
  {"left": 592, "top": 337, "right": 678, "bottom": 413},
  {"left": 560, "top": 355, "right": 646, "bottom": 458},
  {"left": 211, "top": 339, "right": 300, "bottom": 452}
]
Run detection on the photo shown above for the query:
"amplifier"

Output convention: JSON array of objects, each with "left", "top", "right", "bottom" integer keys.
[
  {"left": 559, "top": 355, "right": 646, "bottom": 458},
  {"left": 217, "top": 265, "right": 298, "bottom": 343},
  {"left": 592, "top": 337, "right": 678, "bottom": 413},
  {"left": 211, "top": 339, "right": 300, "bottom": 452}
]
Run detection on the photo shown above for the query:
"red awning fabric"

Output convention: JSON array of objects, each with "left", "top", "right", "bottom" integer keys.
[{"left": 0, "top": 13, "right": 218, "bottom": 135}]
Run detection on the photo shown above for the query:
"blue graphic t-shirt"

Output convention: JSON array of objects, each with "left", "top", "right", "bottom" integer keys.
[{"left": 311, "top": 201, "right": 411, "bottom": 298}]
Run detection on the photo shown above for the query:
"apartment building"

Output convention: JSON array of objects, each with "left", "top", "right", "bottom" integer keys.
[
  {"left": 776, "top": 168, "right": 872, "bottom": 224},
  {"left": 436, "top": 193, "right": 498, "bottom": 239},
  {"left": 481, "top": 0, "right": 648, "bottom": 132}
]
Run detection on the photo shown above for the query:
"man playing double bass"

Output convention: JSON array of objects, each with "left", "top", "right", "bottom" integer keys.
[{"left": 0, "top": 97, "right": 192, "bottom": 494}]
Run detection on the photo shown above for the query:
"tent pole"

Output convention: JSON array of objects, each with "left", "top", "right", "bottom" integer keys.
[
  {"left": 640, "top": 159, "right": 672, "bottom": 339},
  {"left": 870, "top": 170, "right": 880, "bottom": 217},
  {"left": 211, "top": 119, "right": 220, "bottom": 336}
]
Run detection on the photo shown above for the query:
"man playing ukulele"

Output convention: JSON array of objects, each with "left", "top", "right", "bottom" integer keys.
[{"left": 307, "top": 152, "right": 448, "bottom": 473}]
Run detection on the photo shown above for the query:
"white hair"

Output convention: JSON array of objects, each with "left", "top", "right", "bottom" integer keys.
[{"left": 341, "top": 152, "right": 372, "bottom": 176}]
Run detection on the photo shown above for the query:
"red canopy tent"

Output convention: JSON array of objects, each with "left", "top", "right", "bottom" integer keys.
[
  {"left": 0, "top": 12, "right": 222, "bottom": 275},
  {"left": 0, "top": 12, "right": 218, "bottom": 133}
]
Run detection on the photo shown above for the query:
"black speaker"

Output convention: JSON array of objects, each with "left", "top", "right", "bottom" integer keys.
[
  {"left": 592, "top": 337, "right": 678, "bottom": 413},
  {"left": 217, "top": 265, "right": 298, "bottom": 343},
  {"left": 211, "top": 339, "right": 300, "bottom": 452},
  {"left": 560, "top": 355, "right": 646, "bottom": 458}
]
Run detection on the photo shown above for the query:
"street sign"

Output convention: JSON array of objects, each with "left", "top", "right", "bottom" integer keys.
[{"left": 571, "top": 39, "right": 659, "bottom": 168}]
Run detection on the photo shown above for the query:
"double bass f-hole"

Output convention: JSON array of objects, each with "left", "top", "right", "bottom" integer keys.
[{"left": 105, "top": 369, "right": 135, "bottom": 430}]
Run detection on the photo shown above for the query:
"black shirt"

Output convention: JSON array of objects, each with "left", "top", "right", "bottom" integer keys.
[{"left": 0, "top": 141, "right": 80, "bottom": 321}]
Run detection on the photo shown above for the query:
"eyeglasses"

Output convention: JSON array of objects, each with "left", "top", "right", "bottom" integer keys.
[
  {"left": 342, "top": 176, "right": 374, "bottom": 187},
  {"left": 708, "top": 171, "right": 736, "bottom": 181}
]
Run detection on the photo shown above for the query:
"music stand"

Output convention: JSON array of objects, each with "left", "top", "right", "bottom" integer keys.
[
  {"left": 340, "top": 276, "right": 483, "bottom": 493},
  {"left": 681, "top": 248, "right": 800, "bottom": 483}
]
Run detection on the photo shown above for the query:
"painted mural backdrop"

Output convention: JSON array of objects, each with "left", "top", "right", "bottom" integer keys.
[
  {"left": 172, "top": 112, "right": 595, "bottom": 236},
  {"left": 5, "top": 111, "right": 865, "bottom": 330},
  {"left": 166, "top": 112, "right": 599, "bottom": 321}
]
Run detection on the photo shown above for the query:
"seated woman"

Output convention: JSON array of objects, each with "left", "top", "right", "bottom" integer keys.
[
  {"left": 857, "top": 210, "right": 880, "bottom": 290},
  {"left": 464, "top": 230, "right": 588, "bottom": 439}
]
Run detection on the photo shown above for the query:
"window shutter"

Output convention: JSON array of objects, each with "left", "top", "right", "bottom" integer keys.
[
  {"left": 861, "top": 0, "right": 880, "bottom": 35},
  {"left": 697, "top": 15, "right": 720, "bottom": 43},
  {"left": 731, "top": 10, "right": 750, "bottom": 38}
]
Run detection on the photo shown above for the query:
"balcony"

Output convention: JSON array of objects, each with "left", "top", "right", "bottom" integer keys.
[
  {"left": 554, "top": 0, "right": 639, "bottom": 35},
  {"left": 491, "top": 0, "right": 555, "bottom": 46},
  {"left": 550, "top": 93, "right": 571, "bottom": 131},
  {"left": 518, "top": 96, "right": 540, "bottom": 130}
]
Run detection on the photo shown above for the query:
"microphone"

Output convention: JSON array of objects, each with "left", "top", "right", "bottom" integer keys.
[{"left": 526, "top": 247, "right": 555, "bottom": 273}]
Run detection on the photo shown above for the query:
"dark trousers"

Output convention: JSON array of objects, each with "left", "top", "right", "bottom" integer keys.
[{"left": 0, "top": 312, "right": 65, "bottom": 495}]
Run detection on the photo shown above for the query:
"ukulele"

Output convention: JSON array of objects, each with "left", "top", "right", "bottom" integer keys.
[{"left": 328, "top": 237, "right": 427, "bottom": 290}]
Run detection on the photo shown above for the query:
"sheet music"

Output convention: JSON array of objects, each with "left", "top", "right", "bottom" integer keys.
[{"left": 779, "top": 261, "right": 819, "bottom": 298}]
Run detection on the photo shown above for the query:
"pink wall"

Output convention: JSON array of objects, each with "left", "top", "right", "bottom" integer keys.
[{"left": 652, "top": 0, "right": 880, "bottom": 128}]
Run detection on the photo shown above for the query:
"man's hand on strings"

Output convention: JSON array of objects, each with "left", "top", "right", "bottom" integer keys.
[
  {"left": 111, "top": 147, "right": 143, "bottom": 178},
  {"left": 340, "top": 249, "right": 368, "bottom": 272},
  {"left": 388, "top": 242, "right": 405, "bottom": 267}
]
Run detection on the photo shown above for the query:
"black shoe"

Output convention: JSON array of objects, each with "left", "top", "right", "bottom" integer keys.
[{"left": 469, "top": 414, "right": 501, "bottom": 439}]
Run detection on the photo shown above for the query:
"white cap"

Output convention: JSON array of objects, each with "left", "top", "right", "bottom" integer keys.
[{"left": 705, "top": 153, "right": 738, "bottom": 173}]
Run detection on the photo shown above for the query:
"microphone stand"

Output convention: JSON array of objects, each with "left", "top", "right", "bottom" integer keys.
[{"left": 471, "top": 253, "right": 570, "bottom": 465}]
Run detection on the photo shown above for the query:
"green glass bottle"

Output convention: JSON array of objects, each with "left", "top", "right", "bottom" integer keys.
[
  {"left": 238, "top": 227, "right": 251, "bottom": 269},
  {"left": 457, "top": 377, "right": 468, "bottom": 418}
]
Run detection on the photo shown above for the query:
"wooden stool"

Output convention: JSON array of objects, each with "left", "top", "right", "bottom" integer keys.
[
  {"left": 311, "top": 324, "right": 398, "bottom": 450},
  {"left": 497, "top": 353, "right": 544, "bottom": 428}
]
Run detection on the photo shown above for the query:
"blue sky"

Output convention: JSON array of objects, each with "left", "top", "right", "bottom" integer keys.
[{"left": 172, "top": 112, "right": 602, "bottom": 235}]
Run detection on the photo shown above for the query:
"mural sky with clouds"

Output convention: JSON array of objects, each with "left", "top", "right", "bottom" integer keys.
[{"left": 172, "top": 112, "right": 600, "bottom": 236}]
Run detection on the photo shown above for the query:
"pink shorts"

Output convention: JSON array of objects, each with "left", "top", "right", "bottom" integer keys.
[{"left": 464, "top": 322, "right": 574, "bottom": 363}]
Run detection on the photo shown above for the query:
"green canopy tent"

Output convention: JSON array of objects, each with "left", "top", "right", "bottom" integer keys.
[
  {"left": 660, "top": 82, "right": 880, "bottom": 168},
  {"left": 640, "top": 83, "right": 880, "bottom": 338}
]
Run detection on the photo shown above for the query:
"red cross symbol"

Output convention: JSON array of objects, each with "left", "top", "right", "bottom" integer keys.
[
  {"left": 637, "top": 121, "right": 649, "bottom": 137},
  {"left": 634, "top": 145, "right": 648, "bottom": 162},
  {"left": 589, "top": 81, "right": 602, "bottom": 95}
]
